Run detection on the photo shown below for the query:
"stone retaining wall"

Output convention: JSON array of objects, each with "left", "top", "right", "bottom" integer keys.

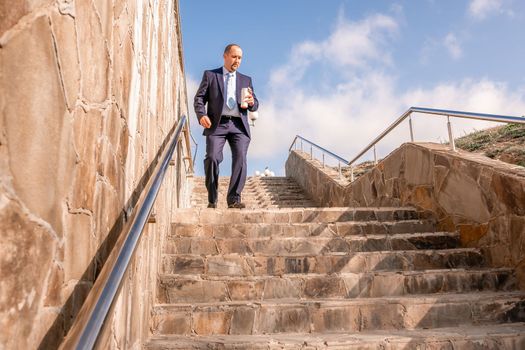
[
  {"left": 286, "top": 143, "right": 525, "bottom": 287},
  {"left": 0, "top": 1, "right": 191, "bottom": 349}
]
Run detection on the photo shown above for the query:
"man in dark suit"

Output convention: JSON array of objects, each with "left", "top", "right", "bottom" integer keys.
[{"left": 194, "top": 44, "right": 259, "bottom": 208}]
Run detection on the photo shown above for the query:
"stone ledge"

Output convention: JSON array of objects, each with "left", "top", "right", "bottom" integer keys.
[
  {"left": 173, "top": 207, "right": 423, "bottom": 225},
  {"left": 161, "top": 248, "right": 485, "bottom": 276},
  {"left": 156, "top": 267, "right": 516, "bottom": 303},
  {"left": 150, "top": 291, "right": 525, "bottom": 335},
  {"left": 163, "top": 232, "right": 459, "bottom": 256},
  {"left": 145, "top": 323, "right": 525, "bottom": 349}
]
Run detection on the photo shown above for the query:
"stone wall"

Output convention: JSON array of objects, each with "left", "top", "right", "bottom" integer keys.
[
  {"left": 0, "top": 0, "right": 192, "bottom": 349},
  {"left": 286, "top": 143, "right": 525, "bottom": 286}
]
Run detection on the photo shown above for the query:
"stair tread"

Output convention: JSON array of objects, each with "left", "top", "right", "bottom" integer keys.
[
  {"left": 163, "top": 247, "right": 480, "bottom": 257},
  {"left": 190, "top": 176, "right": 317, "bottom": 209},
  {"left": 154, "top": 290, "right": 525, "bottom": 308},
  {"left": 146, "top": 323, "right": 525, "bottom": 349},
  {"left": 172, "top": 220, "right": 433, "bottom": 226},
  {"left": 168, "top": 231, "right": 457, "bottom": 239},
  {"left": 158, "top": 267, "right": 515, "bottom": 280}
]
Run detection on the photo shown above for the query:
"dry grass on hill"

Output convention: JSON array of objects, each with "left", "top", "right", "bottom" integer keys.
[{"left": 455, "top": 123, "right": 525, "bottom": 167}]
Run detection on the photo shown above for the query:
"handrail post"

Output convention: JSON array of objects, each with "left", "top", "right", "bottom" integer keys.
[
  {"left": 338, "top": 161, "right": 341, "bottom": 179},
  {"left": 300, "top": 139, "right": 303, "bottom": 152},
  {"left": 322, "top": 153, "right": 325, "bottom": 168},
  {"left": 373, "top": 145, "right": 378, "bottom": 165},
  {"left": 409, "top": 114, "right": 414, "bottom": 142},
  {"left": 447, "top": 116, "right": 456, "bottom": 151},
  {"left": 310, "top": 145, "right": 313, "bottom": 159}
]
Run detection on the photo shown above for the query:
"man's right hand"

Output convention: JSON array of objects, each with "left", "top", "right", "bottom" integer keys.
[{"left": 199, "top": 115, "right": 212, "bottom": 128}]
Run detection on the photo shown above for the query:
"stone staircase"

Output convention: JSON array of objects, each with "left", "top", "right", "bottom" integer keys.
[
  {"left": 145, "top": 179, "right": 525, "bottom": 349},
  {"left": 190, "top": 176, "right": 318, "bottom": 209}
]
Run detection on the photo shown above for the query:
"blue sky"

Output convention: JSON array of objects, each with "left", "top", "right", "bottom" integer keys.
[{"left": 180, "top": 0, "right": 525, "bottom": 176}]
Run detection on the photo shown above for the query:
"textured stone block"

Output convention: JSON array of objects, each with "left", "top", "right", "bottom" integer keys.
[
  {"left": 360, "top": 303, "right": 405, "bottom": 330},
  {"left": 158, "top": 279, "right": 228, "bottom": 303},
  {"left": 304, "top": 277, "right": 346, "bottom": 298},
  {"left": 217, "top": 239, "right": 252, "bottom": 254},
  {"left": 193, "top": 308, "right": 233, "bottom": 335},
  {"left": 437, "top": 169, "right": 490, "bottom": 223},
  {"left": 75, "top": 0, "right": 109, "bottom": 102},
  {"left": 311, "top": 306, "right": 359, "bottom": 332},
  {"left": 230, "top": 307, "right": 256, "bottom": 334},
  {"left": 1, "top": 15, "right": 73, "bottom": 234},
  {"left": 227, "top": 280, "right": 264, "bottom": 301},
  {"left": 70, "top": 107, "right": 103, "bottom": 211},
  {"left": 163, "top": 256, "right": 205, "bottom": 274},
  {"left": 0, "top": 199, "right": 55, "bottom": 348},
  {"left": 263, "top": 278, "right": 302, "bottom": 299},
  {"left": 369, "top": 273, "right": 405, "bottom": 297},
  {"left": 404, "top": 302, "right": 472, "bottom": 329},
  {"left": 256, "top": 306, "right": 310, "bottom": 333},
  {"left": 64, "top": 212, "right": 94, "bottom": 281},
  {"left": 49, "top": 9, "right": 81, "bottom": 109},
  {"left": 207, "top": 256, "right": 254, "bottom": 276},
  {"left": 152, "top": 309, "right": 191, "bottom": 335}
]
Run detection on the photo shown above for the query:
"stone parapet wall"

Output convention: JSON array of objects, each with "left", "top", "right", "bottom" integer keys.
[
  {"left": 286, "top": 143, "right": 525, "bottom": 286},
  {"left": 0, "top": 0, "right": 191, "bottom": 349}
]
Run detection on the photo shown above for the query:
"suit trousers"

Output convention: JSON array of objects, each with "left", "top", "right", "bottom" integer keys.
[{"left": 204, "top": 116, "right": 250, "bottom": 205}]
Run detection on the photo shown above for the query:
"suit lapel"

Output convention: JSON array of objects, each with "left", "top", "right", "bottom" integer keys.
[{"left": 216, "top": 69, "right": 224, "bottom": 97}]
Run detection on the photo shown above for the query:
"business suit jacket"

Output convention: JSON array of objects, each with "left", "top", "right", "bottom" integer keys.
[{"left": 194, "top": 67, "right": 259, "bottom": 138}]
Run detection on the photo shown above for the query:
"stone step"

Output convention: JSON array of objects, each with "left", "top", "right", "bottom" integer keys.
[
  {"left": 150, "top": 292, "right": 525, "bottom": 335},
  {"left": 156, "top": 268, "right": 516, "bottom": 303},
  {"left": 161, "top": 249, "right": 485, "bottom": 276},
  {"left": 145, "top": 323, "right": 525, "bottom": 349},
  {"left": 172, "top": 207, "right": 425, "bottom": 225},
  {"left": 164, "top": 232, "right": 460, "bottom": 256},
  {"left": 170, "top": 221, "right": 438, "bottom": 241},
  {"left": 190, "top": 200, "right": 319, "bottom": 209},
  {"left": 192, "top": 176, "right": 299, "bottom": 182},
  {"left": 190, "top": 176, "right": 317, "bottom": 209}
]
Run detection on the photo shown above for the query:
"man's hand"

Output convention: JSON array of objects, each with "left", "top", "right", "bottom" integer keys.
[{"left": 199, "top": 115, "right": 212, "bottom": 128}]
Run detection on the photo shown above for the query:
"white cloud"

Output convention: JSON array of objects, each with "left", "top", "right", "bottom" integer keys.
[
  {"left": 269, "top": 14, "right": 398, "bottom": 91},
  {"left": 443, "top": 33, "right": 463, "bottom": 60},
  {"left": 468, "top": 0, "right": 514, "bottom": 20}
]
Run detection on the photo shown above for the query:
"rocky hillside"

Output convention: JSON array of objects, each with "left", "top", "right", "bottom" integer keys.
[{"left": 455, "top": 123, "right": 525, "bottom": 167}]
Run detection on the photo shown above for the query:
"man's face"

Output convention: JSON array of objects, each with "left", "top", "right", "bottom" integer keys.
[{"left": 223, "top": 46, "right": 243, "bottom": 72}]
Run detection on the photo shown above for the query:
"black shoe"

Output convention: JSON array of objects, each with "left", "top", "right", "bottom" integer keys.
[
  {"left": 227, "top": 202, "right": 246, "bottom": 209},
  {"left": 207, "top": 202, "right": 217, "bottom": 208}
]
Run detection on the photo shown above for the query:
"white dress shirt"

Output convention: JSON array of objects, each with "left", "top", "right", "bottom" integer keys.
[{"left": 221, "top": 66, "right": 241, "bottom": 117}]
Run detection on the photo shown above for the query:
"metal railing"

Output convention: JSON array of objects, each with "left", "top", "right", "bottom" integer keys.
[
  {"left": 289, "top": 135, "right": 349, "bottom": 178},
  {"left": 289, "top": 107, "right": 525, "bottom": 181},
  {"left": 180, "top": 123, "right": 198, "bottom": 173},
  {"left": 60, "top": 115, "right": 190, "bottom": 350}
]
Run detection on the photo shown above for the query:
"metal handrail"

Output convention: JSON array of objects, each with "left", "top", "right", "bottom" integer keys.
[
  {"left": 348, "top": 106, "right": 525, "bottom": 166},
  {"left": 289, "top": 107, "right": 525, "bottom": 181},
  {"left": 289, "top": 135, "right": 349, "bottom": 178},
  {"left": 60, "top": 116, "right": 188, "bottom": 350}
]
